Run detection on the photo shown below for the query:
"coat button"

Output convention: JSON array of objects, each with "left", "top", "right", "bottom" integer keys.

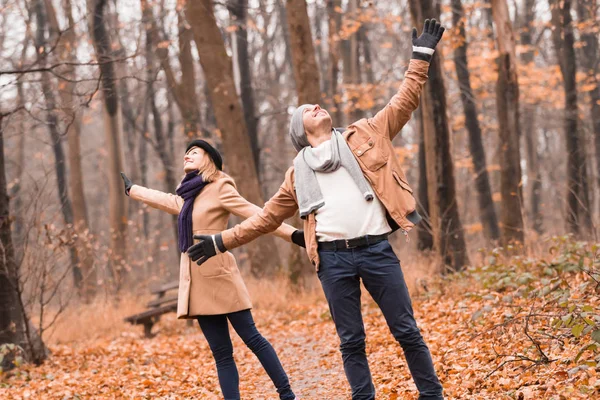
[
  {"left": 368, "top": 140, "right": 373, "bottom": 147},
  {"left": 357, "top": 150, "right": 362, "bottom": 155}
]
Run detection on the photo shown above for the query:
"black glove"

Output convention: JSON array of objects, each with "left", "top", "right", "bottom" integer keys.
[
  {"left": 411, "top": 19, "right": 445, "bottom": 62},
  {"left": 120, "top": 172, "right": 133, "bottom": 196},
  {"left": 188, "top": 234, "right": 227, "bottom": 265},
  {"left": 291, "top": 230, "right": 306, "bottom": 248}
]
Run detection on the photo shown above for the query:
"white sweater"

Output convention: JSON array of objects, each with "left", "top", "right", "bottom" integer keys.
[{"left": 314, "top": 166, "right": 391, "bottom": 242}]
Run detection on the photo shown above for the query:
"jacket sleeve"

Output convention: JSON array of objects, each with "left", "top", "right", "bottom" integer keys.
[
  {"left": 129, "top": 185, "right": 184, "bottom": 215},
  {"left": 221, "top": 168, "right": 299, "bottom": 250},
  {"left": 218, "top": 180, "right": 296, "bottom": 243},
  {"left": 367, "top": 59, "right": 430, "bottom": 141}
]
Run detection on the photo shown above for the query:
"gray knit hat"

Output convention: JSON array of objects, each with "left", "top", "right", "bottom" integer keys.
[{"left": 289, "top": 104, "right": 313, "bottom": 152}]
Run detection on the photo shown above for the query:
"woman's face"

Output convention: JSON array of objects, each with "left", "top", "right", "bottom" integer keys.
[{"left": 183, "top": 147, "right": 205, "bottom": 173}]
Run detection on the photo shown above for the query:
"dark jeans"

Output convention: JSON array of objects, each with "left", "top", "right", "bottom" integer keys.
[
  {"left": 318, "top": 239, "right": 443, "bottom": 400},
  {"left": 197, "top": 309, "right": 295, "bottom": 400}
]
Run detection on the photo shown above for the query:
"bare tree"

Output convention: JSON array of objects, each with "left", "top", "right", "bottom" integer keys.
[
  {"left": 145, "top": 2, "right": 202, "bottom": 139},
  {"left": 184, "top": 0, "right": 283, "bottom": 276},
  {"left": 286, "top": 0, "right": 321, "bottom": 105},
  {"left": 341, "top": 0, "right": 363, "bottom": 123},
  {"left": 575, "top": 0, "right": 600, "bottom": 217},
  {"left": 451, "top": 0, "right": 500, "bottom": 242},
  {"left": 43, "top": 0, "right": 96, "bottom": 300},
  {"left": 89, "top": 0, "right": 128, "bottom": 287},
  {"left": 519, "top": 0, "right": 543, "bottom": 234},
  {"left": 228, "top": 0, "right": 260, "bottom": 171},
  {"left": 139, "top": 0, "right": 179, "bottom": 244},
  {"left": 416, "top": 107, "right": 434, "bottom": 250},
  {"left": 0, "top": 112, "right": 46, "bottom": 365},
  {"left": 551, "top": 0, "right": 593, "bottom": 236},
  {"left": 491, "top": 0, "right": 525, "bottom": 244},
  {"left": 326, "top": 0, "right": 343, "bottom": 126},
  {"left": 0, "top": 112, "right": 24, "bottom": 352},
  {"left": 34, "top": 0, "right": 83, "bottom": 293},
  {"left": 408, "top": 0, "right": 469, "bottom": 271},
  {"left": 284, "top": 0, "right": 322, "bottom": 285}
]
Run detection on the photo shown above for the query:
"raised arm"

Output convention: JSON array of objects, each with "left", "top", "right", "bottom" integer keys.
[
  {"left": 368, "top": 19, "right": 444, "bottom": 141},
  {"left": 217, "top": 179, "right": 296, "bottom": 243}
]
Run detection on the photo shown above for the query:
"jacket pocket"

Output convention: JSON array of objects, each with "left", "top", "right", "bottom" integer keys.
[
  {"left": 352, "top": 135, "right": 388, "bottom": 171},
  {"left": 392, "top": 170, "right": 413, "bottom": 194},
  {"left": 198, "top": 253, "right": 232, "bottom": 277}
]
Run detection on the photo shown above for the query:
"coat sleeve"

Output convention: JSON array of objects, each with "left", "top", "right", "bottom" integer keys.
[
  {"left": 129, "top": 185, "right": 184, "bottom": 215},
  {"left": 367, "top": 59, "right": 430, "bottom": 141},
  {"left": 221, "top": 168, "right": 299, "bottom": 250},
  {"left": 218, "top": 180, "right": 296, "bottom": 243}
]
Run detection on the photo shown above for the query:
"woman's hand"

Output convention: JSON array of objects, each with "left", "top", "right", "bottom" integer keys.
[
  {"left": 120, "top": 172, "right": 133, "bottom": 196},
  {"left": 291, "top": 230, "right": 306, "bottom": 248},
  {"left": 188, "top": 234, "right": 227, "bottom": 265}
]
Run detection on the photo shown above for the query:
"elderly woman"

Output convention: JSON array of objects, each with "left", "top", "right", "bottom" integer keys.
[{"left": 121, "top": 140, "right": 302, "bottom": 400}]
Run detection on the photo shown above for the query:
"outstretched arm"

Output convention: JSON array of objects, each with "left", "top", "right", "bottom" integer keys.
[
  {"left": 188, "top": 169, "right": 300, "bottom": 265},
  {"left": 218, "top": 180, "right": 299, "bottom": 243},
  {"left": 368, "top": 19, "right": 445, "bottom": 141},
  {"left": 122, "top": 172, "right": 183, "bottom": 215}
]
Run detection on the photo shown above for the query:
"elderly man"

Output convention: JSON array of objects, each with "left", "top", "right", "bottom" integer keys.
[{"left": 187, "top": 19, "right": 445, "bottom": 400}]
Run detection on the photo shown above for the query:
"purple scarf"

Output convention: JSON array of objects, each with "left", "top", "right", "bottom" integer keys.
[{"left": 176, "top": 170, "right": 209, "bottom": 252}]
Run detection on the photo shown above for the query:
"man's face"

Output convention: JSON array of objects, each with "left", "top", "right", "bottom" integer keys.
[{"left": 302, "top": 104, "right": 333, "bottom": 137}]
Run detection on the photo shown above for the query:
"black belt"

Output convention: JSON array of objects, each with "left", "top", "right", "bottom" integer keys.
[{"left": 317, "top": 233, "right": 389, "bottom": 251}]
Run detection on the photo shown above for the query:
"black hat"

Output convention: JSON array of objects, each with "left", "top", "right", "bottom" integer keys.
[{"left": 185, "top": 140, "right": 223, "bottom": 171}]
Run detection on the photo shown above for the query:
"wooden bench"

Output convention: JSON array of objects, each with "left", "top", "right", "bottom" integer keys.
[{"left": 124, "top": 280, "right": 179, "bottom": 338}]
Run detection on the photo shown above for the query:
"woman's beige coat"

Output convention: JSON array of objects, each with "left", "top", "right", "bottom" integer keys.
[{"left": 130, "top": 175, "right": 294, "bottom": 318}]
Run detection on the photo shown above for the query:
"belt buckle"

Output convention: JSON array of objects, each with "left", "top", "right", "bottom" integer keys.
[{"left": 345, "top": 239, "right": 357, "bottom": 249}]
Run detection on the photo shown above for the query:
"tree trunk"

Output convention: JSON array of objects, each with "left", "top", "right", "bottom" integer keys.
[
  {"left": 416, "top": 107, "right": 434, "bottom": 251},
  {"left": 139, "top": 103, "right": 150, "bottom": 240},
  {"left": 276, "top": 0, "right": 295, "bottom": 84},
  {"left": 141, "top": 0, "right": 179, "bottom": 245},
  {"left": 89, "top": 0, "right": 128, "bottom": 288},
  {"left": 0, "top": 113, "right": 46, "bottom": 365},
  {"left": 0, "top": 112, "right": 22, "bottom": 350},
  {"left": 228, "top": 0, "right": 260, "bottom": 171},
  {"left": 491, "top": 0, "right": 525, "bottom": 244},
  {"left": 12, "top": 43, "right": 29, "bottom": 248},
  {"left": 185, "top": 0, "right": 282, "bottom": 277},
  {"left": 326, "top": 0, "right": 343, "bottom": 126},
  {"left": 451, "top": 0, "right": 500, "bottom": 242},
  {"left": 408, "top": 0, "right": 469, "bottom": 271},
  {"left": 341, "top": 0, "right": 363, "bottom": 123},
  {"left": 576, "top": 0, "right": 600, "bottom": 219},
  {"left": 358, "top": 25, "right": 374, "bottom": 87},
  {"left": 313, "top": 2, "right": 327, "bottom": 94},
  {"left": 551, "top": 0, "right": 592, "bottom": 236},
  {"left": 285, "top": 0, "right": 321, "bottom": 285},
  {"left": 519, "top": 0, "right": 543, "bottom": 234},
  {"left": 286, "top": 0, "right": 321, "bottom": 105},
  {"left": 35, "top": 0, "right": 82, "bottom": 292},
  {"left": 44, "top": 0, "right": 96, "bottom": 301},
  {"left": 148, "top": 0, "right": 202, "bottom": 139},
  {"left": 118, "top": 71, "right": 141, "bottom": 188}
]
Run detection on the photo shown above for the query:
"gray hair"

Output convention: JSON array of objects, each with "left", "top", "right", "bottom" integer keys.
[{"left": 289, "top": 104, "right": 313, "bottom": 152}]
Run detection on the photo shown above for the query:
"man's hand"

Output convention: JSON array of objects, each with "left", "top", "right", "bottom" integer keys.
[
  {"left": 291, "top": 230, "right": 306, "bottom": 248},
  {"left": 188, "top": 234, "right": 227, "bottom": 265},
  {"left": 120, "top": 172, "right": 133, "bottom": 196},
  {"left": 411, "top": 19, "right": 445, "bottom": 62}
]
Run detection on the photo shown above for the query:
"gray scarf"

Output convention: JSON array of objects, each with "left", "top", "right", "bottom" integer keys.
[{"left": 293, "top": 129, "right": 374, "bottom": 218}]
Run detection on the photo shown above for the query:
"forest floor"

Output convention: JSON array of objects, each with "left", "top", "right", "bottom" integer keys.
[{"left": 1, "top": 236, "right": 599, "bottom": 399}]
